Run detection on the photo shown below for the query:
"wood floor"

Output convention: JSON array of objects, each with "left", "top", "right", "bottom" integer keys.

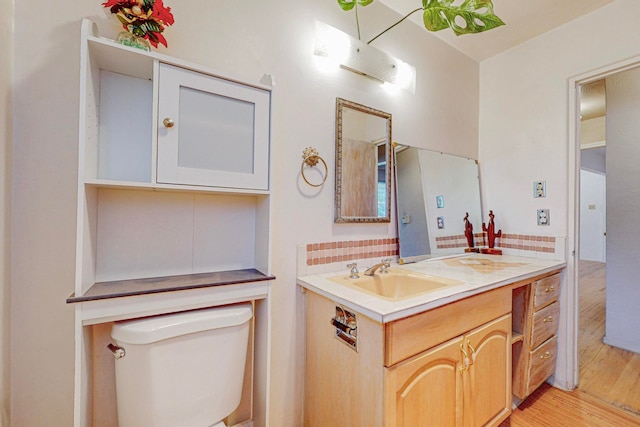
[
  {"left": 501, "top": 260, "right": 640, "bottom": 426},
  {"left": 578, "top": 260, "right": 640, "bottom": 415},
  {"left": 502, "top": 383, "right": 640, "bottom": 426}
]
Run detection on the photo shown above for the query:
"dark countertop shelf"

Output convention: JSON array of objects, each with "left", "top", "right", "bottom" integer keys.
[{"left": 67, "top": 269, "right": 275, "bottom": 303}]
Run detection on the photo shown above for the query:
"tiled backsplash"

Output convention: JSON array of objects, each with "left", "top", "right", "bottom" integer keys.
[
  {"left": 297, "top": 234, "right": 564, "bottom": 276},
  {"left": 297, "top": 238, "right": 398, "bottom": 276},
  {"left": 435, "top": 233, "right": 556, "bottom": 254},
  {"left": 435, "top": 233, "right": 484, "bottom": 249},
  {"left": 494, "top": 233, "right": 556, "bottom": 253},
  {"left": 305, "top": 238, "right": 398, "bottom": 266}
]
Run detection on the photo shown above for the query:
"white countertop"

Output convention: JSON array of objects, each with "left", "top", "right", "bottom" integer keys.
[{"left": 297, "top": 253, "right": 566, "bottom": 323}]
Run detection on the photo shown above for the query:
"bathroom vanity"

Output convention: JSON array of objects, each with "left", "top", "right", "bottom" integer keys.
[{"left": 298, "top": 254, "right": 565, "bottom": 426}]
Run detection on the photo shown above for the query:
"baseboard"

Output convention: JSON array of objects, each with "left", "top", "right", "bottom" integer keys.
[{"left": 603, "top": 335, "right": 640, "bottom": 354}]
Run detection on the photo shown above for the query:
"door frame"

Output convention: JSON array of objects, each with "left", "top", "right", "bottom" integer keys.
[{"left": 566, "top": 54, "right": 640, "bottom": 389}]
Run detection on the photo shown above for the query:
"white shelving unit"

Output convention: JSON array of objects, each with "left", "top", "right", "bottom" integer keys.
[{"left": 70, "top": 19, "right": 273, "bottom": 427}]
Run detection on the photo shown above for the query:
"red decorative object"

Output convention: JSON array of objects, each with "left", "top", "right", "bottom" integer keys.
[
  {"left": 464, "top": 212, "right": 475, "bottom": 248},
  {"left": 102, "top": 0, "right": 175, "bottom": 48},
  {"left": 482, "top": 210, "right": 503, "bottom": 255}
]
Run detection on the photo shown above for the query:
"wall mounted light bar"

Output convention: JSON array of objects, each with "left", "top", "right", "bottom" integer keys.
[{"left": 314, "top": 21, "right": 416, "bottom": 93}]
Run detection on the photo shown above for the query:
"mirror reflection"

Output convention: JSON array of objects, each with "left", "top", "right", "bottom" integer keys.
[
  {"left": 335, "top": 98, "right": 392, "bottom": 223},
  {"left": 395, "top": 146, "right": 482, "bottom": 262}
]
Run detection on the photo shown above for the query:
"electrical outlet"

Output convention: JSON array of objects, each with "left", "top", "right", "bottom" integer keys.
[
  {"left": 537, "top": 209, "right": 550, "bottom": 226},
  {"left": 533, "top": 181, "right": 546, "bottom": 198}
]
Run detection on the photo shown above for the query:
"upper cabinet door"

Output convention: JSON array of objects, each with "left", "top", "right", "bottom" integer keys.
[{"left": 157, "top": 63, "right": 270, "bottom": 190}]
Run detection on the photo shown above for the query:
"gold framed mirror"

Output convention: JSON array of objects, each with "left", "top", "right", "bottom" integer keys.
[{"left": 335, "top": 98, "right": 392, "bottom": 223}]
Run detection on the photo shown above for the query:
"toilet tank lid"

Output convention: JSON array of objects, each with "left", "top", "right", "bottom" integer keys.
[{"left": 111, "top": 303, "right": 252, "bottom": 345}]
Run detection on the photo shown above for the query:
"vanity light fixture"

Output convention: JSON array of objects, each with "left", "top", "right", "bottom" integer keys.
[{"left": 314, "top": 21, "right": 416, "bottom": 94}]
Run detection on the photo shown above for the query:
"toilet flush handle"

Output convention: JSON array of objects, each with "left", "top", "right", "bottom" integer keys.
[{"left": 107, "top": 343, "right": 126, "bottom": 359}]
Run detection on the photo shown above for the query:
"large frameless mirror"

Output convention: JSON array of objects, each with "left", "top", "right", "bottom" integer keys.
[
  {"left": 395, "top": 146, "right": 482, "bottom": 262},
  {"left": 335, "top": 98, "right": 392, "bottom": 223}
]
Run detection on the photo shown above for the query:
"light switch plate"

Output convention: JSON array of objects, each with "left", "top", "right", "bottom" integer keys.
[
  {"left": 537, "top": 209, "right": 550, "bottom": 226},
  {"left": 533, "top": 181, "right": 546, "bottom": 198}
]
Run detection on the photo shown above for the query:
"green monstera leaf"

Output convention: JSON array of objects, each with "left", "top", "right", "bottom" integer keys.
[
  {"left": 422, "top": 0, "right": 505, "bottom": 35},
  {"left": 337, "top": 0, "right": 374, "bottom": 12}
]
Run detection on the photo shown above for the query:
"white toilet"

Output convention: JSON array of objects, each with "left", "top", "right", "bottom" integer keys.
[{"left": 111, "top": 303, "right": 253, "bottom": 427}]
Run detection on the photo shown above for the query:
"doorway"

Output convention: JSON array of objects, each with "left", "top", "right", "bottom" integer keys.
[{"left": 571, "top": 64, "right": 640, "bottom": 416}]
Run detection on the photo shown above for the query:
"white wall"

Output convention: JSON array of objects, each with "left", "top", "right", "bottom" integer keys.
[
  {"left": 603, "top": 67, "right": 640, "bottom": 353},
  {"left": 1, "top": 0, "right": 13, "bottom": 424},
  {"left": 11, "top": 1, "right": 479, "bottom": 425},
  {"left": 579, "top": 169, "right": 605, "bottom": 262},
  {"left": 479, "top": 0, "right": 640, "bottom": 388}
]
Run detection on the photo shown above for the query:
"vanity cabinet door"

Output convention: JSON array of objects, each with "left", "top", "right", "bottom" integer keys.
[
  {"left": 463, "top": 314, "right": 511, "bottom": 427},
  {"left": 385, "top": 336, "right": 465, "bottom": 427},
  {"left": 157, "top": 63, "right": 270, "bottom": 190}
]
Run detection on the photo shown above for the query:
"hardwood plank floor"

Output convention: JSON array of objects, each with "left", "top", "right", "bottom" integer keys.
[
  {"left": 501, "top": 260, "right": 640, "bottom": 425},
  {"left": 578, "top": 260, "right": 640, "bottom": 415},
  {"left": 501, "top": 383, "right": 640, "bottom": 426}
]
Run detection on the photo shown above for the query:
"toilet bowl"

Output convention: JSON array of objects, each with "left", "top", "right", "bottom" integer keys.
[{"left": 111, "top": 303, "right": 252, "bottom": 427}]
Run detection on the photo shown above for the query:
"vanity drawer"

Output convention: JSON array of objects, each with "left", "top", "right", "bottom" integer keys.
[
  {"left": 530, "top": 301, "right": 560, "bottom": 349},
  {"left": 527, "top": 336, "right": 558, "bottom": 395},
  {"left": 384, "top": 286, "right": 511, "bottom": 367},
  {"left": 533, "top": 273, "right": 560, "bottom": 309}
]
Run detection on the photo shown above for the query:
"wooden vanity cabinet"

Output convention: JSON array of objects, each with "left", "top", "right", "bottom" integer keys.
[
  {"left": 385, "top": 314, "right": 511, "bottom": 427},
  {"left": 512, "top": 271, "right": 562, "bottom": 399},
  {"left": 304, "top": 286, "right": 512, "bottom": 427}
]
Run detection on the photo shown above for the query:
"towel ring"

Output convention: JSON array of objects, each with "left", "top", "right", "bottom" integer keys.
[{"left": 301, "top": 147, "right": 328, "bottom": 188}]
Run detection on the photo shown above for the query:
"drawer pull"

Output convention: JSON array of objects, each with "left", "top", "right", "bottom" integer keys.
[
  {"left": 467, "top": 340, "right": 477, "bottom": 364},
  {"left": 545, "top": 286, "right": 555, "bottom": 293},
  {"left": 543, "top": 316, "right": 554, "bottom": 323},
  {"left": 540, "top": 351, "right": 552, "bottom": 360},
  {"left": 459, "top": 344, "right": 470, "bottom": 372}
]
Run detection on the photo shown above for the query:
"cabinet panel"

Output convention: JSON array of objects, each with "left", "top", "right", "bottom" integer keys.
[
  {"left": 533, "top": 273, "right": 560, "bottom": 308},
  {"left": 512, "top": 270, "right": 563, "bottom": 400},
  {"left": 527, "top": 336, "right": 558, "bottom": 396},
  {"left": 95, "top": 190, "right": 261, "bottom": 282},
  {"left": 192, "top": 194, "right": 257, "bottom": 272},
  {"left": 157, "top": 63, "right": 270, "bottom": 190},
  {"left": 465, "top": 315, "right": 511, "bottom": 427},
  {"left": 530, "top": 301, "right": 559, "bottom": 349},
  {"left": 98, "top": 70, "right": 153, "bottom": 182},
  {"left": 95, "top": 189, "right": 195, "bottom": 282},
  {"left": 305, "top": 293, "right": 384, "bottom": 427},
  {"left": 385, "top": 287, "right": 510, "bottom": 366},
  {"left": 385, "top": 337, "right": 464, "bottom": 427}
]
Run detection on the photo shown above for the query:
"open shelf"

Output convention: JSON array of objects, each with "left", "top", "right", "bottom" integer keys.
[
  {"left": 67, "top": 269, "right": 275, "bottom": 303},
  {"left": 512, "top": 332, "right": 524, "bottom": 344},
  {"left": 84, "top": 178, "right": 270, "bottom": 196}
]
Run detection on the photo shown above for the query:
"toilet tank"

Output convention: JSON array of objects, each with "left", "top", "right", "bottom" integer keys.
[{"left": 111, "top": 303, "right": 253, "bottom": 427}]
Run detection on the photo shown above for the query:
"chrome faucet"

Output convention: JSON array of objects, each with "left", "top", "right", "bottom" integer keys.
[
  {"left": 364, "top": 258, "right": 391, "bottom": 276},
  {"left": 347, "top": 262, "right": 359, "bottom": 279}
]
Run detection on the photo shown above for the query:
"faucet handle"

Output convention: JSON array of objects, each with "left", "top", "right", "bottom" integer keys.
[
  {"left": 380, "top": 258, "right": 391, "bottom": 273},
  {"left": 346, "top": 262, "right": 359, "bottom": 279}
]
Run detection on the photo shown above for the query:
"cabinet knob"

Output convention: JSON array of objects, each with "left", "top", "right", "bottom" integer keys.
[
  {"left": 163, "top": 118, "right": 175, "bottom": 128},
  {"left": 543, "top": 316, "right": 554, "bottom": 323},
  {"left": 540, "top": 351, "right": 552, "bottom": 359},
  {"left": 545, "top": 286, "right": 555, "bottom": 293}
]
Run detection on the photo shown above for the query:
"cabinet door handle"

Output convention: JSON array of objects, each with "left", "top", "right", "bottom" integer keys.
[
  {"left": 459, "top": 344, "right": 470, "bottom": 372},
  {"left": 543, "top": 316, "right": 554, "bottom": 323},
  {"left": 545, "top": 286, "right": 555, "bottom": 293},
  {"left": 163, "top": 118, "right": 175, "bottom": 128},
  {"left": 540, "top": 351, "right": 552, "bottom": 359},
  {"left": 467, "top": 340, "right": 477, "bottom": 364}
]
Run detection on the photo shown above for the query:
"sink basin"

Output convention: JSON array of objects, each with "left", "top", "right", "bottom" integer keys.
[{"left": 327, "top": 268, "right": 462, "bottom": 300}]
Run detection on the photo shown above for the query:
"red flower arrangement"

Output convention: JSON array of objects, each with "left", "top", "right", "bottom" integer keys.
[{"left": 102, "top": 0, "right": 175, "bottom": 48}]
